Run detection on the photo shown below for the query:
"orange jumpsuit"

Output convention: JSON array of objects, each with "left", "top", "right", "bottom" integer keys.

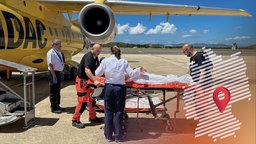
[{"left": 72, "top": 76, "right": 96, "bottom": 122}]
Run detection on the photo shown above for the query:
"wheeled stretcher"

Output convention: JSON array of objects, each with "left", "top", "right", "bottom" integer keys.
[
  {"left": 125, "top": 81, "right": 188, "bottom": 132},
  {"left": 89, "top": 76, "right": 189, "bottom": 132}
]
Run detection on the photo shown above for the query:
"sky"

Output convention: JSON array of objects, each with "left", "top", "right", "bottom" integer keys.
[{"left": 71, "top": 0, "right": 256, "bottom": 46}]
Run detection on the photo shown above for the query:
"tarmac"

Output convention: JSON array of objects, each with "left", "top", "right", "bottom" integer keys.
[{"left": 0, "top": 48, "right": 255, "bottom": 144}]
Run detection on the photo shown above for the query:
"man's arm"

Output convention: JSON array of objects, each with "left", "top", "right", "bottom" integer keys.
[
  {"left": 49, "top": 64, "right": 56, "bottom": 78},
  {"left": 85, "top": 68, "right": 100, "bottom": 86},
  {"left": 198, "top": 69, "right": 206, "bottom": 84}
]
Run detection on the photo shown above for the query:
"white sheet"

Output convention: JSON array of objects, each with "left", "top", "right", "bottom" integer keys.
[{"left": 127, "top": 73, "right": 192, "bottom": 84}]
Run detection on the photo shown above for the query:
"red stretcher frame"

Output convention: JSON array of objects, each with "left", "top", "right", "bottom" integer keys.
[
  {"left": 126, "top": 81, "right": 188, "bottom": 132},
  {"left": 90, "top": 77, "right": 189, "bottom": 132}
]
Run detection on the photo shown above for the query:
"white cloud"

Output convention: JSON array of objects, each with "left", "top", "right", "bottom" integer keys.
[
  {"left": 145, "top": 22, "right": 177, "bottom": 34},
  {"left": 189, "top": 29, "right": 197, "bottom": 34},
  {"left": 145, "top": 25, "right": 161, "bottom": 34},
  {"left": 128, "top": 23, "right": 146, "bottom": 35},
  {"left": 117, "top": 24, "right": 129, "bottom": 35},
  {"left": 225, "top": 36, "right": 251, "bottom": 41},
  {"left": 225, "top": 37, "right": 233, "bottom": 41},
  {"left": 234, "top": 36, "right": 251, "bottom": 40},
  {"left": 160, "top": 22, "right": 177, "bottom": 34},
  {"left": 181, "top": 34, "right": 192, "bottom": 38},
  {"left": 203, "top": 29, "right": 209, "bottom": 34}
]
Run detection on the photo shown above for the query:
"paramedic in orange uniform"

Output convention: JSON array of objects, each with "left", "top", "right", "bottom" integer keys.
[{"left": 72, "top": 44, "right": 102, "bottom": 128}]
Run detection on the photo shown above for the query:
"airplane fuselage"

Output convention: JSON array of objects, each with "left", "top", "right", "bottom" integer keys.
[{"left": 0, "top": 0, "right": 83, "bottom": 72}]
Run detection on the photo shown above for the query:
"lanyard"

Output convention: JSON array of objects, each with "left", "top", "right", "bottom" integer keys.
[{"left": 53, "top": 48, "right": 63, "bottom": 63}]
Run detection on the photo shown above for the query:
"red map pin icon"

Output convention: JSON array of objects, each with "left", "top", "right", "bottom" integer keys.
[{"left": 213, "top": 86, "right": 231, "bottom": 113}]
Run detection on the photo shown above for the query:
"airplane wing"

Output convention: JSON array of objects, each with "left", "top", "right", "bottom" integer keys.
[{"left": 37, "top": 0, "right": 251, "bottom": 16}]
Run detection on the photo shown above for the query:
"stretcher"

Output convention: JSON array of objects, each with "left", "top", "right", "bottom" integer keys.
[
  {"left": 126, "top": 81, "right": 188, "bottom": 132},
  {"left": 89, "top": 76, "right": 189, "bottom": 132}
]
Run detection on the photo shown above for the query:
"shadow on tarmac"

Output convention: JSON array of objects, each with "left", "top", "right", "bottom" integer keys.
[
  {"left": 0, "top": 117, "right": 59, "bottom": 133},
  {"left": 123, "top": 117, "right": 197, "bottom": 142}
]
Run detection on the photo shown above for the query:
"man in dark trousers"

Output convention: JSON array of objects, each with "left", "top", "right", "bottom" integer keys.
[
  {"left": 72, "top": 44, "right": 103, "bottom": 128},
  {"left": 182, "top": 43, "right": 213, "bottom": 117},
  {"left": 47, "top": 39, "right": 64, "bottom": 114}
]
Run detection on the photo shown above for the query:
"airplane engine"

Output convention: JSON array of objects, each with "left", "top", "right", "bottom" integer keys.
[{"left": 79, "top": 3, "right": 117, "bottom": 44}]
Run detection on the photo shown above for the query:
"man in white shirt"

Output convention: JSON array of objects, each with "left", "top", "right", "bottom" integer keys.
[
  {"left": 95, "top": 45, "right": 146, "bottom": 142},
  {"left": 47, "top": 39, "right": 64, "bottom": 114}
]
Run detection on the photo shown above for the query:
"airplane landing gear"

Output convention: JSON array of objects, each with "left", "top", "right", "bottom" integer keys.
[{"left": 63, "top": 65, "right": 77, "bottom": 80}]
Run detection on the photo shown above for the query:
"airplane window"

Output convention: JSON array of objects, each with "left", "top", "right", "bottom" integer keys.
[
  {"left": 66, "top": 30, "right": 70, "bottom": 38},
  {"left": 62, "top": 30, "right": 65, "bottom": 38},
  {"left": 39, "top": 6, "right": 42, "bottom": 11},
  {"left": 49, "top": 27, "right": 53, "bottom": 36},
  {"left": 14, "top": 18, "right": 20, "bottom": 32},
  {"left": 29, "top": 22, "right": 34, "bottom": 34},
  {"left": 54, "top": 28, "right": 58, "bottom": 36},
  {"left": 72, "top": 32, "right": 74, "bottom": 38}
]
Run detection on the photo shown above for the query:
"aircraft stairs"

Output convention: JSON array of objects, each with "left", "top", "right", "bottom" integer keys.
[{"left": 0, "top": 59, "right": 37, "bottom": 129}]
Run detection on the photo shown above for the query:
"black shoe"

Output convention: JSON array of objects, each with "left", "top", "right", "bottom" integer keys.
[
  {"left": 106, "top": 139, "right": 114, "bottom": 142},
  {"left": 115, "top": 134, "right": 126, "bottom": 143},
  {"left": 56, "top": 106, "right": 63, "bottom": 111},
  {"left": 72, "top": 121, "right": 85, "bottom": 129},
  {"left": 51, "top": 109, "right": 62, "bottom": 114},
  {"left": 89, "top": 117, "right": 103, "bottom": 123},
  {"left": 105, "top": 136, "right": 114, "bottom": 142}
]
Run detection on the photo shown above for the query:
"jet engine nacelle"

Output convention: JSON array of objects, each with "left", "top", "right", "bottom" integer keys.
[{"left": 78, "top": 3, "right": 117, "bottom": 44}]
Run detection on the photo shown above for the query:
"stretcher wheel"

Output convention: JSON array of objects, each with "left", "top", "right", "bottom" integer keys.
[
  {"left": 164, "top": 114, "right": 170, "bottom": 119},
  {"left": 165, "top": 125, "right": 174, "bottom": 132},
  {"left": 161, "top": 113, "right": 170, "bottom": 121},
  {"left": 165, "top": 118, "right": 174, "bottom": 133}
]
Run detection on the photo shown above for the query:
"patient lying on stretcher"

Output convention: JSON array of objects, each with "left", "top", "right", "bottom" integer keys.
[
  {"left": 95, "top": 72, "right": 192, "bottom": 112},
  {"left": 126, "top": 72, "right": 193, "bottom": 84},
  {"left": 91, "top": 72, "right": 192, "bottom": 86},
  {"left": 95, "top": 72, "right": 192, "bottom": 101}
]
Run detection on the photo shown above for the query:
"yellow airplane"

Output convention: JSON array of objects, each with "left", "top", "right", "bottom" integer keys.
[{"left": 0, "top": 0, "right": 251, "bottom": 79}]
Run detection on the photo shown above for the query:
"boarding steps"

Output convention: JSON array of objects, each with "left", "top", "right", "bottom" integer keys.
[{"left": 0, "top": 59, "right": 37, "bottom": 128}]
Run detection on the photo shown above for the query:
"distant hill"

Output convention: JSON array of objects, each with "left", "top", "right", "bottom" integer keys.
[
  {"left": 170, "top": 43, "right": 230, "bottom": 48},
  {"left": 102, "top": 42, "right": 256, "bottom": 49},
  {"left": 245, "top": 44, "right": 256, "bottom": 49}
]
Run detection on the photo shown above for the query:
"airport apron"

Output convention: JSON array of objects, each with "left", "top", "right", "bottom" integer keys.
[{"left": 72, "top": 76, "right": 96, "bottom": 121}]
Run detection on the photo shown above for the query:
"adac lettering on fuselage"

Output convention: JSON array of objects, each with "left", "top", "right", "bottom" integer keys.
[{"left": 0, "top": 10, "right": 47, "bottom": 49}]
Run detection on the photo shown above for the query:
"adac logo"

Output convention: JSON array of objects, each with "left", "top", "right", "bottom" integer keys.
[{"left": 0, "top": 10, "right": 47, "bottom": 49}]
